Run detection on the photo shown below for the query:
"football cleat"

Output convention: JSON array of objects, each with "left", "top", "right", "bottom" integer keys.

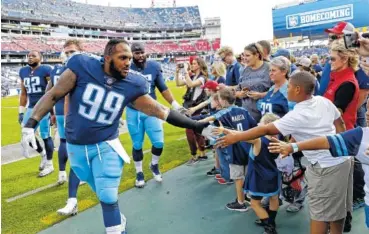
[
  {"left": 57, "top": 171, "right": 68, "bottom": 185},
  {"left": 150, "top": 164, "right": 162, "bottom": 182},
  {"left": 57, "top": 198, "right": 78, "bottom": 216},
  {"left": 135, "top": 172, "right": 145, "bottom": 188},
  {"left": 39, "top": 161, "right": 54, "bottom": 177}
]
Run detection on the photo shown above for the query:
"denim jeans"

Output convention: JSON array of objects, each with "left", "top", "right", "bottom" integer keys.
[{"left": 216, "top": 147, "right": 231, "bottom": 181}]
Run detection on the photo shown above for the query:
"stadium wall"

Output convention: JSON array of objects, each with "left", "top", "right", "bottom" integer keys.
[{"left": 272, "top": 0, "right": 369, "bottom": 39}]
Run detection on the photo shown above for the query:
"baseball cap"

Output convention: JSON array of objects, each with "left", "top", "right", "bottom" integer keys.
[
  {"left": 271, "top": 49, "right": 291, "bottom": 59},
  {"left": 296, "top": 57, "right": 312, "bottom": 67},
  {"left": 324, "top": 21, "right": 355, "bottom": 35},
  {"left": 201, "top": 80, "right": 219, "bottom": 91},
  {"left": 131, "top": 42, "right": 145, "bottom": 52}
]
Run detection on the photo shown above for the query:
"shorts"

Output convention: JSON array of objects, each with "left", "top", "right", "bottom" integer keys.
[
  {"left": 22, "top": 107, "right": 51, "bottom": 139},
  {"left": 306, "top": 158, "right": 353, "bottom": 222},
  {"left": 229, "top": 164, "right": 247, "bottom": 180}
]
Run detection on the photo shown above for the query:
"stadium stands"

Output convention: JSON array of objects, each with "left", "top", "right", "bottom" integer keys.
[
  {"left": 1, "top": 0, "right": 202, "bottom": 29},
  {"left": 1, "top": 35, "right": 221, "bottom": 54}
]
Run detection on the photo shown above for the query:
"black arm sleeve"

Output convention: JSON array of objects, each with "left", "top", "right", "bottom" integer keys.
[
  {"left": 333, "top": 82, "right": 356, "bottom": 113},
  {"left": 166, "top": 109, "right": 209, "bottom": 133},
  {"left": 24, "top": 118, "right": 39, "bottom": 129}
]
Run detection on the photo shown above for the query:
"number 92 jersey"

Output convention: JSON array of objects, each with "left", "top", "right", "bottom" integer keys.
[
  {"left": 50, "top": 65, "right": 67, "bottom": 115},
  {"left": 19, "top": 65, "right": 52, "bottom": 108},
  {"left": 65, "top": 53, "right": 149, "bottom": 145}
]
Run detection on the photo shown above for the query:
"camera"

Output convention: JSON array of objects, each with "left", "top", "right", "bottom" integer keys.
[
  {"left": 344, "top": 32, "right": 369, "bottom": 49},
  {"left": 177, "top": 63, "right": 184, "bottom": 69}
]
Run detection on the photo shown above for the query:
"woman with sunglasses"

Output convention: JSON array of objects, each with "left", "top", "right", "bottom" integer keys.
[{"left": 236, "top": 43, "right": 272, "bottom": 122}]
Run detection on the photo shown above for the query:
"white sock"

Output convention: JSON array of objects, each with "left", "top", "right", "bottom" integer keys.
[
  {"left": 46, "top": 160, "right": 53, "bottom": 165},
  {"left": 151, "top": 155, "right": 160, "bottom": 165},
  {"left": 42, "top": 150, "right": 47, "bottom": 157},
  {"left": 134, "top": 160, "right": 143, "bottom": 173},
  {"left": 68, "top": 197, "right": 77, "bottom": 204}
]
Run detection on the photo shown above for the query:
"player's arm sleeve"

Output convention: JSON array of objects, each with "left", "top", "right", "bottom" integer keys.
[
  {"left": 326, "top": 127, "right": 363, "bottom": 157},
  {"left": 156, "top": 66, "right": 168, "bottom": 92},
  {"left": 273, "top": 111, "right": 303, "bottom": 136},
  {"left": 333, "top": 82, "right": 356, "bottom": 113}
]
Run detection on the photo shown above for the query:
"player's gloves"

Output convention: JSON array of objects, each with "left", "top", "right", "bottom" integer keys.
[
  {"left": 18, "top": 106, "right": 25, "bottom": 125},
  {"left": 171, "top": 100, "right": 188, "bottom": 115},
  {"left": 21, "top": 118, "right": 39, "bottom": 152},
  {"left": 166, "top": 109, "right": 209, "bottom": 134}
]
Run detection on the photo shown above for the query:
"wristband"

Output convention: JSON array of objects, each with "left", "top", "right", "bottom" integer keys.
[
  {"left": 19, "top": 106, "right": 26, "bottom": 114},
  {"left": 171, "top": 100, "right": 181, "bottom": 110},
  {"left": 291, "top": 143, "right": 299, "bottom": 153},
  {"left": 24, "top": 117, "right": 39, "bottom": 129}
]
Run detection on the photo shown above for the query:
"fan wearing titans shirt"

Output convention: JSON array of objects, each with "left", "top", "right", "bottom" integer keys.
[
  {"left": 47, "top": 39, "right": 85, "bottom": 216},
  {"left": 199, "top": 87, "right": 257, "bottom": 212},
  {"left": 269, "top": 127, "right": 369, "bottom": 229},
  {"left": 21, "top": 39, "right": 208, "bottom": 234},
  {"left": 19, "top": 50, "right": 54, "bottom": 177},
  {"left": 127, "top": 42, "right": 184, "bottom": 188},
  {"left": 257, "top": 56, "right": 295, "bottom": 118}
]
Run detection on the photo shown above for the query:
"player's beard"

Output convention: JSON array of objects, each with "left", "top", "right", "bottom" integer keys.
[
  {"left": 109, "top": 61, "right": 126, "bottom": 80},
  {"left": 28, "top": 62, "right": 38, "bottom": 67},
  {"left": 133, "top": 57, "right": 146, "bottom": 69}
]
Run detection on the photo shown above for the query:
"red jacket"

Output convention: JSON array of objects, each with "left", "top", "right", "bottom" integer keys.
[{"left": 324, "top": 67, "right": 359, "bottom": 130}]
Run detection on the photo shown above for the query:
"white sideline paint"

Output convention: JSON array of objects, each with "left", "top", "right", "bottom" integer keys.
[{"left": 5, "top": 145, "right": 158, "bottom": 203}]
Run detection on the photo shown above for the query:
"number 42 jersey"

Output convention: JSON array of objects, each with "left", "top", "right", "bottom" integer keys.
[
  {"left": 65, "top": 54, "right": 149, "bottom": 145},
  {"left": 19, "top": 65, "right": 52, "bottom": 108}
]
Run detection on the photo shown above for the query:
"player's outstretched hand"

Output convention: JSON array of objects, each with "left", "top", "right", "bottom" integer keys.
[
  {"left": 22, "top": 127, "right": 37, "bottom": 151},
  {"left": 268, "top": 137, "right": 292, "bottom": 158}
]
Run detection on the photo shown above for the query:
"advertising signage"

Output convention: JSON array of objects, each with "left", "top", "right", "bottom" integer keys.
[{"left": 273, "top": 0, "right": 369, "bottom": 39}]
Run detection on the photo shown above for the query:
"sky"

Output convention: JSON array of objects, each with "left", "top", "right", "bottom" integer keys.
[{"left": 73, "top": 0, "right": 294, "bottom": 53}]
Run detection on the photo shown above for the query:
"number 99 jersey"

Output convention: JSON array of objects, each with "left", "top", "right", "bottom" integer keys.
[
  {"left": 65, "top": 53, "right": 149, "bottom": 145},
  {"left": 50, "top": 65, "right": 67, "bottom": 115},
  {"left": 19, "top": 65, "right": 52, "bottom": 108}
]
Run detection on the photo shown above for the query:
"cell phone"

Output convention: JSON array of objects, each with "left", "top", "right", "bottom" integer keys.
[
  {"left": 178, "top": 63, "right": 184, "bottom": 69},
  {"left": 344, "top": 32, "right": 369, "bottom": 49}
]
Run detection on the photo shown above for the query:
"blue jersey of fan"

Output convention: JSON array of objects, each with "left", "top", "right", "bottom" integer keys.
[
  {"left": 65, "top": 53, "right": 148, "bottom": 145},
  {"left": 257, "top": 82, "right": 295, "bottom": 117},
  {"left": 327, "top": 127, "right": 369, "bottom": 228},
  {"left": 130, "top": 60, "right": 167, "bottom": 100},
  {"left": 19, "top": 65, "right": 52, "bottom": 108},
  {"left": 212, "top": 106, "right": 257, "bottom": 165},
  {"left": 245, "top": 137, "right": 280, "bottom": 197},
  {"left": 50, "top": 65, "right": 67, "bottom": 115}
]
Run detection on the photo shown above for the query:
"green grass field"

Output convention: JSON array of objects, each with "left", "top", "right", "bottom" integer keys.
[{"left": 1, "top": 82, "right": 193, "bottom": 234}]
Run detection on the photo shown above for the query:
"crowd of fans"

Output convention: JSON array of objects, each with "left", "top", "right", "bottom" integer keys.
[
  {"left": 173, "top": 21, "right": 369, "bottom": 234},
  {"left": 1, "top": 0, "right": 202, "bottom": 29}
]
